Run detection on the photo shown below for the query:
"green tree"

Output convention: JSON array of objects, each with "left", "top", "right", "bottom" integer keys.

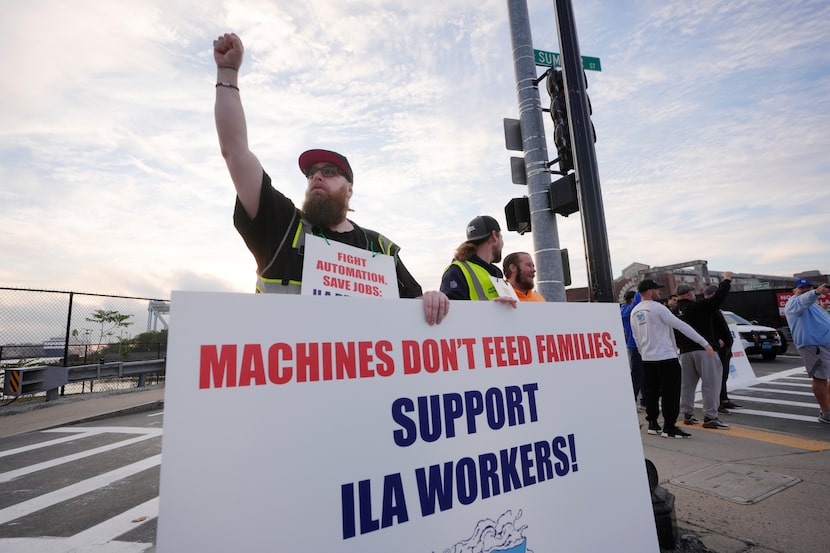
[
  {"left": 85, "top": 310, "right": 133, "bottom": 345},
  {"left": 100, "top": 329, "right": 167, "bottom": 359}
]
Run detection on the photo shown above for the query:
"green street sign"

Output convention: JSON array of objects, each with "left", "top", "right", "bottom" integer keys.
[{"left": 534, "top": 49, "right": 602, "bottom": 72}]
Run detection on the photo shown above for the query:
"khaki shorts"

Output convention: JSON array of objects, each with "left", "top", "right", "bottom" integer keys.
[{"left": 797, "top": 345, "right": 830, "bottom": 379}]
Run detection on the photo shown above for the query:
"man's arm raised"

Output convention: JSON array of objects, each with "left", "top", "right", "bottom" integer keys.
[{"left": 213, "top": 33, "right": 263, "bottom": 219}]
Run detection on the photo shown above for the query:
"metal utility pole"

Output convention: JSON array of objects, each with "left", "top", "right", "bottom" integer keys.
[
  {"left": 506, "top": 0, "right": 567, "bottom": 302},
  {"left": 553, "top": 0, "right": 615, "bottom": 302}
]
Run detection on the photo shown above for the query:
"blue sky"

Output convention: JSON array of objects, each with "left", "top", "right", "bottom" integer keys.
[{"left": 1, "top": 0, "right": 828, "bottom": 300}]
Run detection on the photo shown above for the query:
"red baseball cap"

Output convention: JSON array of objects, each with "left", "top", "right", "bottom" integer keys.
[{"left": 298, "top": 149, "right": 353, "bottom": 182}]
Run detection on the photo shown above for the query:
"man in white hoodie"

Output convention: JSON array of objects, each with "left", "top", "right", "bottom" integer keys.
[{"left": 631, "top": 279, "right": 714, "bottom": 438}]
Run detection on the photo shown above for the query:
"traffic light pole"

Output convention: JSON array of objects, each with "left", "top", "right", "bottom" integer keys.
[
  {"left": 553, "top": 0, "right": 615, "bottom": 302},
  {"left": 506, "top": 0, "right": 567, "bottom": 302}
]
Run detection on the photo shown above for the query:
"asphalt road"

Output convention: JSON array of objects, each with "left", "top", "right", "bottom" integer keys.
[{"left": 0, "top": 409, "right": 162, "bottom": 552}]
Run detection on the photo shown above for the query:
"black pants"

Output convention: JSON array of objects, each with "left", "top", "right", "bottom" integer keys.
[
  {"left": 643, "top": 358, "right": 682, "bottom": 428},
  {"left": 628, "top": 347, "right": 645, "bottom": 404},
  {"left": 718, "top": 347, "right": 732, "bottom": 403}
]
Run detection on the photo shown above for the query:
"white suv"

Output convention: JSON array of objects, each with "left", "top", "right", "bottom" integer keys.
[{"left": 722, "top": 310, "right": 787, "bottom": 361}]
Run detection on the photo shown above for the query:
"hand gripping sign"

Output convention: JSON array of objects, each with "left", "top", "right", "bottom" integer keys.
[{"left": 301, "top": 234, "right": 398, "bottom": 298}]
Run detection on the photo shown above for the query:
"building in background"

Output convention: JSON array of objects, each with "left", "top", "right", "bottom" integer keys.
[{"left": 567, "top": 262, "right": 829, "bottom": 330}]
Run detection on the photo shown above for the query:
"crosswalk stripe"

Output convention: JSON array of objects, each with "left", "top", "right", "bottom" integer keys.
[
  {"left": 0, "top": 454, "right": 161, "bottom": 525},
  {"left": 752, "top": 366, "right": 807, "bottom": 380},
  {"left": 687, "top": 364, "right": 830, "bottom": 450},
  {"left": 0, "top": 427, "right": 158, "bottom": 459},
  {"left": 727, "top": 394, "right": 820, "bottom": 408},
  {"left": 752, "top": 381, "right": 812, "bottom": 389},
  {"left": 0, "top": 428, "right": 161, "bottom": 483},
  {"left": 65, "top": 497, "right": 158, "bottom": 550}
]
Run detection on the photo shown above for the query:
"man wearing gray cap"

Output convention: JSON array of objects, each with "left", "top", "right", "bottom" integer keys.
[
  {"left": 674, "top": 273, "right": 734, "bottom": 430},
  {"left": 213, "top": 32, "right": 449, "bottom": 325},
  {"left": 440, "top": 216, "right": 516, "bottom": 306},
  {"left": 631, "top": 279, "right": 714, "bottom": 438},
  {"left": 785, "top": 279, "right": 830, "bottom": 423}
]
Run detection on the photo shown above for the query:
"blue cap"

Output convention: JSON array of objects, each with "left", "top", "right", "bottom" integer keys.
[{"left": 795, "top": 278, "right": 813, "bottom": 288}]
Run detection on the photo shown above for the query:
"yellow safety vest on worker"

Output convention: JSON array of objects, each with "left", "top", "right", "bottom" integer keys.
[{"left": 447, "top": 260, "right": 500, "bottom": 300}]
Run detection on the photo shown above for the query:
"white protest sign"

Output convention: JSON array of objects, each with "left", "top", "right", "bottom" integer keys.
[
  {"left": 693, "top": 324, "right": 757, "bottom": 394},
  {"left": 301, "top": 233, "right": 398, "bottom": 298},
  {"left": 726, "top": 323, "right": 758, "bottom": 389},
  {"left": 157, "top": 293, "right": 659, "bottom": 552}
]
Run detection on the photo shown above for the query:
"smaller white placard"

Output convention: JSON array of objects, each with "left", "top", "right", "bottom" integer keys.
[
  {"left": 301, "top": 234, "right": 398, "bottom": 298},
  {"left": 491, "top": 276, "right": 519, "bottom": 302}
]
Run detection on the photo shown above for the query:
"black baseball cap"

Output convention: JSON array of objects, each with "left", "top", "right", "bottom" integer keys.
[
  {"left": 637, "top": 279, "right": 664, "bottom": 293},
  {"left": 466, "top": 215, "right": 501, "bottom": 241}
]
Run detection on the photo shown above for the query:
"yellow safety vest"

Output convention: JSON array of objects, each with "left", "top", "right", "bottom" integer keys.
[
  {"left": 257, "top": 215, "right": 397, "bottom": 294},
  {"left": 449, "top": 260, "right": 499, "bottom": 300}
]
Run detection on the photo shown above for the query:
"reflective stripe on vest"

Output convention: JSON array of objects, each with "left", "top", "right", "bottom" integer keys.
[
  {"left": 454, "top": 260, "right": 499, "bottom": 300},
  {"left": 256, "top": 277, "right": 302, "bottom": 294}
]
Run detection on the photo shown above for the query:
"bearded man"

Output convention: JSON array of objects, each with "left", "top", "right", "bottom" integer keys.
[
  {"left": 439, "top": 216, "right": 516, "bottom": 307},
  {"left": 503, "top": 252, "right": 545, "bottom": 302},
  {"left": 213, "top": 32, "right": 448, "bottom": 325}
]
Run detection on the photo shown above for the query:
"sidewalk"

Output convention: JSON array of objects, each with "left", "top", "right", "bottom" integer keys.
[
  {"left": 2, "top": 387, "right": 828, "bottom": 552},
  {"left": 639, "top": 409, "right": 830, "bottom": 553},
  {"left": 0, "top": 385, "right": 165, "bottom": 439}
]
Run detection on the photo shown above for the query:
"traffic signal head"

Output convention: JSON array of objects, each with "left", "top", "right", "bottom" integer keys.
[
  {"left": 547, "top": 69, "right": 573, "bottom": 174},
  {"left": 549, "top": 173, "right": 579, "bottom": 217},
  {"left": 504, "top": 197, "right": 531, "bottom": 235}
]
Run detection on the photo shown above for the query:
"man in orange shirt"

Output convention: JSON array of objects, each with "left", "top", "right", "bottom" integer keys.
[{"left": 503, "top": 252, "right": 545, "bottom": 302}]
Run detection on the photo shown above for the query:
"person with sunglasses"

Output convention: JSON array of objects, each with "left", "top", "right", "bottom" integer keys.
[{"left": 213, "top": 33, "right": 449, "bottom": 325}]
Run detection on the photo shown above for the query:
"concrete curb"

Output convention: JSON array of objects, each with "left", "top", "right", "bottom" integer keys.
[{"left": 64, "top": 400, "right": 165, "bottom": 427}]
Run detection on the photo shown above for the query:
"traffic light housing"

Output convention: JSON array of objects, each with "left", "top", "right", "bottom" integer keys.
[
  {"left": 547, "top": 69, "right": 572, "bottom": 174},
  {"left": 561, "top": 248, "right": 572, "bottom": 286},
  {"left": 549, "top": 173, "right": 579, "bottom": 217},
  {"left": 504, "top": 197, "right": 531, "bottom": 235},
  {"left": 546, "top": 68, "right": 596, "bottom": 175}
]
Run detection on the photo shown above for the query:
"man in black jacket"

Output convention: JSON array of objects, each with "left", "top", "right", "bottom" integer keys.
[
  {"left": 675, "top": 272, "right": 733, "bottom": 429},
  {"left": 704, "top": 285, "right": 741, "bottom": 411}
]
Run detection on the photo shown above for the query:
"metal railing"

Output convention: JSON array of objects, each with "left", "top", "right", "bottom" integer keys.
[{"left": 1, "top": 358, "right": 166, "bottom": 405}]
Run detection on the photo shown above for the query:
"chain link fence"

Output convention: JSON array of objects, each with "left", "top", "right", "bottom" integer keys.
[{"left": 1, "top": 287, "right": 168, "bottom": 402}]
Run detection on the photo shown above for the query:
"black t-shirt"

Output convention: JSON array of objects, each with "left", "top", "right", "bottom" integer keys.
[{"left": 233, "top": 171, "right": 423, "bottom": 298}]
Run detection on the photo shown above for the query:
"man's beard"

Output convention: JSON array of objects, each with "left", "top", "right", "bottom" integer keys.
[
  {"left": 517, "top": 268, "right": 535, "bottom": 291},
  {"left": 302, "top": 188, "right": 349, "bottom": 228},
  {"left": 492, "top": 244, "right": 503, "bottom": 264}
]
